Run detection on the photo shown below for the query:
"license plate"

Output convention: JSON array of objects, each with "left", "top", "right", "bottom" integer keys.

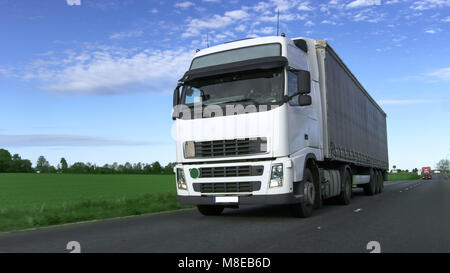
[{"left": 214, "top": 196, "right": 238, "bottom": 203}]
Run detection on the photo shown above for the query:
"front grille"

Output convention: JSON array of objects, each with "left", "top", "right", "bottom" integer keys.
[
  {"left": 190, "top": 137, "right": 267, "bottom": 158},
  {"left": 193, "top": 182, "right": 261, "bottom": 193},
  {"left": 199, "top": 166, "right": 264, "bottom": 178}
]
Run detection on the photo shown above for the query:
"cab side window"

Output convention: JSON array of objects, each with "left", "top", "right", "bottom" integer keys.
[
  {"left": 288, "top": 71, "right": 299, "bottom": 106},
  {"left": 184, "top": 87, "right": 202, "bottom": 105}
]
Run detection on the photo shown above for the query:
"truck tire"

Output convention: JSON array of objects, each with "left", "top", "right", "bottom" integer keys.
[
  {"left": 290, "top": 168, "right": 314, "bottom": 218},
  {"left": 378, "top": 170, "right": 384, "bottom": 193},
  {"left": 375, "top": 170, "right": 381, "bottom": 194},
  {"left": 197, "top": 205, "right": 225, "bottom": 216},
  {"left": 336, "top": 168, "right": 352, "bottom": 205},
  {"left": 363, "top": 168, "right": 376, "bottom": 196}
]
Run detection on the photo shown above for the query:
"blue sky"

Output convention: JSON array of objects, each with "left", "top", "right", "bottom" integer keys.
[{"left": 0, "top": 0, "right": 449, "bottom": 170}]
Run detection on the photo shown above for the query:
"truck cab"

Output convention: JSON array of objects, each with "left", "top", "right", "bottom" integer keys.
[
  {"left": 172, "top": 36, "right": 388, "bottom": 217},
  {"left": 421, "top": 167, "right": 432, "bottom": 180}
]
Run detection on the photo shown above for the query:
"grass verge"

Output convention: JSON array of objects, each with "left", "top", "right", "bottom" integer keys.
[
  {"left": 0, "top": 192, "right": 193, "bottom": 233},
  {"left": 388, "top": 173, "right": 421, "bottom": 181}
]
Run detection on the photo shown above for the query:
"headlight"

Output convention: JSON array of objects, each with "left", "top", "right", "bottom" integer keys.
[
  {"left": 176, "top": 168, "right": 187, "bottom": 190},
  {"left": 269, "top": 164, "right": 283, "bottom": 188},
  {"left": 185, "top": 141, "right": 195, "bottom": 158}
]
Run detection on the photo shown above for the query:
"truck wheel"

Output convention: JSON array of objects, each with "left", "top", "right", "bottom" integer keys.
[
  {"left": 363, "top": 169, "right": 376, "bottom": 196},
  {"left": 197, "top": 205, "right": 224, "bottom": 216},
  {"left": 375, "top": 170, "right": 381, "bottom": 194},
  {"left": 379, "top": 170, "right": 384, "bottom": 193},
  {"left": 290, "top": 168, "right": 314, "bottom": 218},
  {"left": 337, "top": 168, "right": 352, "bottom": 205}
]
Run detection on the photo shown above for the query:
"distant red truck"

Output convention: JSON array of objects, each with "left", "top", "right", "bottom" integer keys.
[{"left": 421, "top": 167, "right": 432, "bottom": 180}]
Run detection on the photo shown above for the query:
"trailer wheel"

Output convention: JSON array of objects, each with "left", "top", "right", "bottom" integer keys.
[
  {"left": 290, "top": 168, "right": 314, "bottom": 218},
  {"left": 375, "top": 170, "right": 381, "bottom": 194},
  {"left": 197, "top": 205, "right": 224, "bottom": 216},
  {"left": 337, "top": 168, "right": 352, "bottom": 205},
  {"left": 363, "top": 168, "right": 376, "bottom": 196},
  {"left": 378, "top": 170, "right": 384, "bottom": 193}
]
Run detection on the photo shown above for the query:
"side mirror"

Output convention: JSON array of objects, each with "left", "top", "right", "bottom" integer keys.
[
  {"left": 173, "top": 84, "right": 182, "bottom": 107},
  {"left": 172, "top": 84, "right": 183, "bottom": 120},
  {"left": 298, "top": 94, "right": 312, "bottom": 106},
  {"left": 297, "top": 70, "right": 311, "bottom": 94}
]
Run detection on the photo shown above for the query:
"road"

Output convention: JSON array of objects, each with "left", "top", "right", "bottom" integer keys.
[{"left": 0, "top": 175, "right": 449, "bottom": 253}]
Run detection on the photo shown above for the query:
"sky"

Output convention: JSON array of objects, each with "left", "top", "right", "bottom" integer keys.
[{"left": 0, "top": 0, "right": 449, "bottom": 170}]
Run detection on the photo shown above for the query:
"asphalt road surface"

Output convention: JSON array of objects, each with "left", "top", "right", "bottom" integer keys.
[{"left": 1, "top": 174, "right": 449, "bottom": 253}]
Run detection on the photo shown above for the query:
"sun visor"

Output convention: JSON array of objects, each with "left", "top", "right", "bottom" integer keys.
[{"left": 180, "top": 56, "right": 288, "bottom": 82}]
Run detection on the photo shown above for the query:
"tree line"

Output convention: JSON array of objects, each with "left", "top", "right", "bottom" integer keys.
[{"left": 0, "top": 148, "right": 175, "bottom": 174}]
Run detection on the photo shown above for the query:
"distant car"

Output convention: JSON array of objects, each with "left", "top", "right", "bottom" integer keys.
[{"left": 433, "top": 170, "right": 441, "bottom": 174}]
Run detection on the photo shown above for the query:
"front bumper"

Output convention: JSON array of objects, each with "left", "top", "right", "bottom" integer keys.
[
  {"left": 175, "top": 157, "right": 297, "bottom": 205},
  {"left": 178, "top": 193, "right": 303, "bottom": 205}
]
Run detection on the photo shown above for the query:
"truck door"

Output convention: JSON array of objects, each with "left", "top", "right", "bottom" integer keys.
[{"left": 286, "top": 70, "right": 320, "bottom": 153}]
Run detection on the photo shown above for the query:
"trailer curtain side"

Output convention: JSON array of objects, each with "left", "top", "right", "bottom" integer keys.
[{"left": 318, "top": 42, "right": 388, "bottom": 170}]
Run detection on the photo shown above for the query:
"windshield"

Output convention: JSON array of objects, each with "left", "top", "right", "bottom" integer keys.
[{"left": 182, "top": 68, "right": 284, "bottom": 107}]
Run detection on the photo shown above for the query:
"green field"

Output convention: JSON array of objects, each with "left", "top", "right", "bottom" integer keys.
[
  {"left": 0, "top": 171, "right": 427, "bottom": 232},
  {"left": 387, "top": 173, "right": 421, "bottom": 181},
  {"left": 0, "top": 174, "right": 190, "bottom": 232}
]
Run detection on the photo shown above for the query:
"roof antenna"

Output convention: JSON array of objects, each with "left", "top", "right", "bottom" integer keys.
[
  {"left": 276, "top": 8, "right": 280, "bottom": 36},
  {"left": 206, "top": 33, "right": 209, "bottom": 48}
]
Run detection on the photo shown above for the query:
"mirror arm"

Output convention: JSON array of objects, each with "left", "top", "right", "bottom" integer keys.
[{"left": 283, "top": 91, "right": 303, "bottom": 103}]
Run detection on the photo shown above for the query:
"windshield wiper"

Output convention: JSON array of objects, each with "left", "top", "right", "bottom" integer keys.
[
  {"left": 185, "top": 97, "right": 259, "bottom": 107},
  {"left": 220, "top": 98, "right": 259, "bottom": 105}
]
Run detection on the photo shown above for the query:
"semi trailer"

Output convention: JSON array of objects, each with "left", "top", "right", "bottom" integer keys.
[{"left": 172, "top": 35, "right": 388, "bottom": 217}]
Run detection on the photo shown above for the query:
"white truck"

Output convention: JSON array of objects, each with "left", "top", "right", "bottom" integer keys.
[{"left": 172, "top": 35, "right": 388, "bottom": 217}]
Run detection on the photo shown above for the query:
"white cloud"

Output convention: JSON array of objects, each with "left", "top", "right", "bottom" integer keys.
[
  {"left": 174, "top": 1, "right": 195, "bottom": 9},
  {"left": 346, "top": 0, "right": 381, "bottom": 9},
  {"left": 253, "top": 1, "right": 271, "bottom": 12},
  {"left": 298, "top": 1, "right": 314, "bottom": 11},
  {"left": 212, "top": 31, "right": 236, "bottom": 43},
  {"left": 426, "top": 67, "right": 450, "bottom": 81},
  {"left": 392, "top": 35, "right": 407, "bottom": 43},
  {"left": 235, "top": 24, "right": 247, "bottom": 32},
  {"left": 150, "top": 8, "right": 158, "bottom": 14},
  {"left": 180, "top": 1, "right": 311, "bottom": 39},
  {"left": 225, "top": 10, "right": 250, "bottom": 20},
  {"left": 214, "top": 34, "right": 227, "bottom": 41},
  {"left": 321, "top": 20, "right": 337, "bottom": 25},
  {"left": 24, "top": 47, "right": 194, "bottom": 95},
  {"left": 66, "top": 0, "right": 81, "bottom": 6},
  {"left": 353, "top": 8, "right": 385, "bottom": 22},
  {"left": 443, "top": 16, "right": 450, "bottom": 22},
  {"left": 255, "top": 26, "right": 276, "bottom": 35},
  {"left": 304, "top": 20, "right": 315, "bottom": 26},
  {"left": 424, "top": 28, "right": 441, "bottom": 34},
  {"left": 182, "top": 9, "right": 250, "bottom": 38},
  {"left": 0, "top": 66, "right": 13, "bottom": 78},
  {"left": 260, "top": 13, "right": 306, "bottom": 22},
  {"left": 376, "top": 46, "right": 392, "bottom": 52},
  {"left": 270, "top": 0, "right": 298, "bottom": 12},
  {"left": 410, "top": 0, "right": 450, "bottom": 10},
  {"left": 109, "top": 30, "right": 143, "bottom": 40},
  {"left": 393, "top": 67, "right": 450, "bottom": 82}
]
